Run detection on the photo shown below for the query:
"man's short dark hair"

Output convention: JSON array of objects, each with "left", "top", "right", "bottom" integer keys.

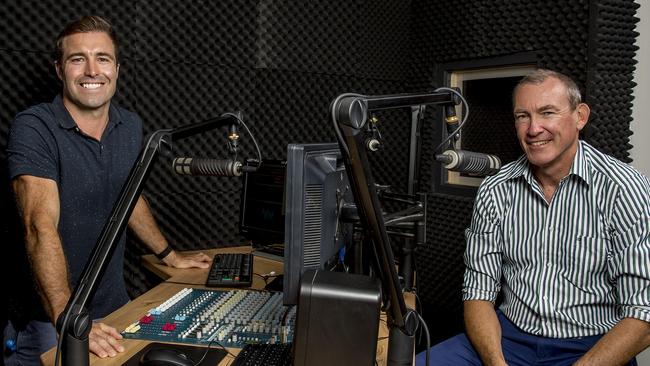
[
  {"left": 54, "top": 15, "right": 119, "bottom": 65},
  {"left": 513, "top": 69, "right": 583, "bottom": 110}
]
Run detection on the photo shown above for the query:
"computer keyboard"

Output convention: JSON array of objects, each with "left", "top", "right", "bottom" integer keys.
[
  {"left": 231, "top": 343, "right": 292, "bottom": 366},
  {"left": 205, "top": 252, "right": 253, "bottom": 287}
]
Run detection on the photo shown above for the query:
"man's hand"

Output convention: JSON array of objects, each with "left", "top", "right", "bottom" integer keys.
[
  {"left": 89, "top": 322, "right": 124, "bottom": 358},
  {"left": 163, "top": 250, "right": 212, "bottom": 269}
]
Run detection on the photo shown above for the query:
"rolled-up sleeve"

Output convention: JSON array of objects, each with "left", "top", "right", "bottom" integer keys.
[
  {"left": 608, "top": 178, "right": 650, "bottom": 323},
  {"left": 462, "top": 185, "right": 503, "bottom": 303}
]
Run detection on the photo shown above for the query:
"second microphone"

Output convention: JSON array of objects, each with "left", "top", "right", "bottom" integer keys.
[{"left": 173, "top": 157, "right": 243, "bottom": 177}]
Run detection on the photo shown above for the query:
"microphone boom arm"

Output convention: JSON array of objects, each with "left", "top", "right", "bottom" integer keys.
[
  {"left": 332, "top": 90, "right": 457, "bottom": 366},
  {"left": 57, "top": 114, "right": 241, "bottom": 366}
]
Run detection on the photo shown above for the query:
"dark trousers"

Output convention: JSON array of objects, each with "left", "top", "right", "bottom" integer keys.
[
  {"left": 416, "top": 311, "right": 637, "bottom": 366},
  {"left": 3, "top": 320, "right": 57, "bottom": 366}
]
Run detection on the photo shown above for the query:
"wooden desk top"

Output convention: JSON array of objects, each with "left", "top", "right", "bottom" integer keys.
[
  {"left": 140, "top": 246, "right": 283, "bottom": 288},
  {"left": 42, "top": 246, "right": 413, "bottom": 365}
]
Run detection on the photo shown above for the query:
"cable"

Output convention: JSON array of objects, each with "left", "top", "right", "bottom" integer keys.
[
  {"left": 193, "top": 339, "right": 238, "bottom": 366},
  {"left": 416, "top": 312, "right": 431, "bottom": 366},
  {"left": 433, "top": 87, "right": 470, "bottom": 153},
  {"left": 221, "top": 112, "right": 263, "bottom": 169},
  {"left": 408, "top": 290, "right": 423, "bottom": 318},
  {"left": 253, "top": 272, "right": 280, "bottom": 286}
]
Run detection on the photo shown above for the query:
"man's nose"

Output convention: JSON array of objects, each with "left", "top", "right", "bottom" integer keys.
[
  {"left": 85, "top": 60, "right": 99, "bottom": 76},
  {"left": 527, "top": 115, "right": 544, "bottom": 135}
]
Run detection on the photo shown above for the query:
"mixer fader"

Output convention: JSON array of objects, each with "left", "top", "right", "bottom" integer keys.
[{"left": 122, "top": 288, "right": 295, "bottom": 348}]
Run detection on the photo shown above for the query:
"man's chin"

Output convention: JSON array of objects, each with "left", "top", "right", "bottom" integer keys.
[
  {"left": 526, "top": 154, "right": 555, "bottom": 169},
  {"left": 72, "top": 97, "right": 111, "bottom": 111}
]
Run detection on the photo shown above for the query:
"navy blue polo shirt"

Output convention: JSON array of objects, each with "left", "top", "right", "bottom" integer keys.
[{"left": 7, "top": 94, "right": 143, "bottom": 320}]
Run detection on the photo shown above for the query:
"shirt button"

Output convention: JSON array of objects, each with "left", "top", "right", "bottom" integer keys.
[
  {"left": 548, "top": 225, "right": 554, "bottom": 231},
  {"left": 546, "top": 262, "right": 551, "bottom": 267},
  {"left": 543, "top": 296, "right": 549, "bottom": 301}
]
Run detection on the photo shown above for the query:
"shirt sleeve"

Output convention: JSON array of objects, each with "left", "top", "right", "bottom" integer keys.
[
  {"left": 7, "top": 112, "right": 59, "bottom": 182},
  {"left": 608, "top": 175, "right": 650, "bottom": 323},
  {"left": 462, "top": 183, "right": 503, "bottom": 303}
]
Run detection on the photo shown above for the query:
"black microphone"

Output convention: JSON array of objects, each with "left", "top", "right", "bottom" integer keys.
[
  {"left": 172, "top": 157, "right": 243, "bottom": 177},
  {"left": 436, "top": 149, "right": 501, "bottom": 176}
]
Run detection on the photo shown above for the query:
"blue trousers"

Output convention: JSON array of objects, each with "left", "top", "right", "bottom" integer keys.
[
  {"left": 416, "top": 311, "right": 637, "bottom": 366},
  {"left": 3, "top": 320, "right": 57, "bottom": 366}
]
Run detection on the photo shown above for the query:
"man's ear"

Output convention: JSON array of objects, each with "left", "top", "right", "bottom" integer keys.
[
  {"left": 576, "top": 103, "right": 590, "bottom": 131},
  {"left": 54, "top": 61, "right": 63, "bottom": 81}
]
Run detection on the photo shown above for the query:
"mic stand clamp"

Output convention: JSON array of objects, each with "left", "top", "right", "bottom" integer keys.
[
  {"left": 56, "top": 305, "right": 91, "bottom": 365},
  {"left": 388, "top": 308, "right": 421, "bottom": 366}
]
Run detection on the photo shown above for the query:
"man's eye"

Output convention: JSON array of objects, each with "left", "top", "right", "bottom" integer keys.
[
  {"left": 70, "top": 57, "right": 84, "bottom": 63},
  {"left": 541, "top": 111, "right": 555, "bottom": 116},
  {"left": 515, "top": 114, "right": 529, "bottom": 121},
  {"left": 98, "top": 57, "right": 111, "bottom": 63}
]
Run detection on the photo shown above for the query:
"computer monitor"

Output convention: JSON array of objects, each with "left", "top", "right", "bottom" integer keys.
[
  {"left": 239, "top": 159, "right": 286, "bottom": 257},
  {"left": 283, "top": 143, "right": 353, "bottom": 305}
]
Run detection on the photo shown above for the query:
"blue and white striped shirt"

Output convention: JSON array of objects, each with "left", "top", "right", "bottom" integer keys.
[{"left": 462, "top": 140, "right": 650, "bottom": 338}]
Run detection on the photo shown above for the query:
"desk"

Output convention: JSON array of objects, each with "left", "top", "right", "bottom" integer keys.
[{"left": 41, "top": 246, "right": 411, "bottom": 365}]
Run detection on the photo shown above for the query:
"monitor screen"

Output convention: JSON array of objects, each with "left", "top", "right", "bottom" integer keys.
[
  {"left": 239, "top": 159, "right": 286, "bottom": 255},
  {"left": 283, "top": 143, "right": 354, "bottom": 305}
]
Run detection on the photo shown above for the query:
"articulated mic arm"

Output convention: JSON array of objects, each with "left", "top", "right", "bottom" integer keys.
[
  {"left": 56, "top": 114, "right": 244, "bottom": 366},
  {"left": 331, "top": 91, "right": 457, "bottom": 366}
]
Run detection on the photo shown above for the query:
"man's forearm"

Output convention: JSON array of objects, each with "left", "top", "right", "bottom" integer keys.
[
  {"left": 574, "top": 317, "right": 650, "bottom": 366},
  {"left": 27, "top": 229, "right": 71, "bottom": 324},
  {"left": 464, "top": 300, "right": 508, "bottom": 366},
  {"left": 14, "top": 176, "right": 71, "bottom": 325},
  {"left": 128, "top": 195, "right": 211, "bottom": 269},
  {"left": 128, "top": 195, "right": 169, "bottom": 254}
]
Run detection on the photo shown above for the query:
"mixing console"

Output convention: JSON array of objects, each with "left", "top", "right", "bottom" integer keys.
[{"left": 122, "top": 288, "right": 295, "bottom": 348}]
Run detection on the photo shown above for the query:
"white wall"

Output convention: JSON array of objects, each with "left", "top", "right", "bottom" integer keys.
[{"left": 631, "top": 2, "right": 649, "bottom": 365}]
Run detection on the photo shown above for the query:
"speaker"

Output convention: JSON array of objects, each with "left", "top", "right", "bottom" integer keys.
[{"left": 293, "top": 269, "right": 381, "bottom": 366}]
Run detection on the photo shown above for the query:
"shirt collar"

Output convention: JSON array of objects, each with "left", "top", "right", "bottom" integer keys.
[
  {"left": 53, "top": 94, "right": 123, "bottom": 131},
  {"left": 570, "top": 140, "right": 592, "bottom": 186},
  {"left": 505, "top": 140, "right": 592, "bottom": 186}
]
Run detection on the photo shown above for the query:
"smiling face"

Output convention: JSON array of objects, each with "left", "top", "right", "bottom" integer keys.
[
  {"left": 513, "top": 77, "right": 590, "bottom": 179},
  {"left": 55, "top": 31, "right": 119, "bottom": 115}
]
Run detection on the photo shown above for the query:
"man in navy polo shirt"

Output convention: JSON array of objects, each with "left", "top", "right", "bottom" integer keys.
[{"left": 4, "top": 15, "right": 212, "bottom": 365}]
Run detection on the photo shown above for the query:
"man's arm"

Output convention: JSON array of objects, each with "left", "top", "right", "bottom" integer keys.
[
  {"left": 128, "top": 195, "right": 211, "bottom": 268},
  {"left": 13, "top": 175, "right": 70, "bottom": 325},
  {"left": 464, "top": 300, "right": 508, "bottom": 366},
  {"left": 573, "top": 317, "right": 650, "bottom": 366},
  {"left": 13, "top": 175, "right": 125, "bottom": 358}
]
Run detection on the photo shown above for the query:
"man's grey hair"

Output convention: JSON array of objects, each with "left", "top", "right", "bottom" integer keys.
[{"left": 513, "top": 69, "right": 583, "bottom": 110}]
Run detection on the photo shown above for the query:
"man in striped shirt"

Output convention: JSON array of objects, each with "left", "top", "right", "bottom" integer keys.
[{"left": 417, "top": 69, "right": 649, "bottom": 366}]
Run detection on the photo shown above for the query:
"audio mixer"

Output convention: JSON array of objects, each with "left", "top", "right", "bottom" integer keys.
[{"left": 122, "top": 288, "right": 295, "bottom": 348}]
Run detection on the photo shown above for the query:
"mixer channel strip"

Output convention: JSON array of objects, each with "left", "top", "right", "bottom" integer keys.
[
  {"left": 206, "top": 252, "right": 253, "bottom": 287},
  {"left": 122, "top": 288, "right": 296, "bottom": 349}
]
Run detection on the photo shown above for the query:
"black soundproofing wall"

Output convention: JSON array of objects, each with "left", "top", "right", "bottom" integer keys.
[{"left": 0, "top": 0, "right": 639, "bottom": 350}]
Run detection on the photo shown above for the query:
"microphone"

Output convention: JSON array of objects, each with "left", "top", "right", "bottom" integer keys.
[
  {"left": 436, "top": 149, "right": 501, "bottom": 176},
  {"left": 172, "top": 157, "right": 243, "bottom": 177}
]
